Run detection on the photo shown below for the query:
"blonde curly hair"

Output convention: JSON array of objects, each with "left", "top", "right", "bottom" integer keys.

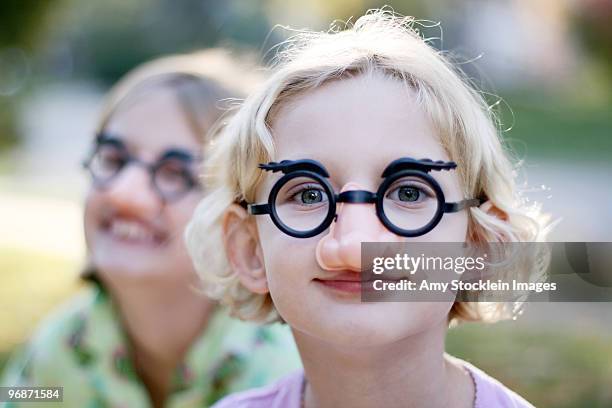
[{"left": 186, "top": 10, "right": 550, "bottom": 324}]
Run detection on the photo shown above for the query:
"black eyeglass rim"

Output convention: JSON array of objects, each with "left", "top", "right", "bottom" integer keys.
[
  {"left": 267, "top": 170, "right": 337, "bottom": 238},
  {"left": 81, "top": 135, "right": 202, "bottom": 202},
  {"left": 375, "top": 169, "right": 445, "bottom": 237},
  {"left": 246, "top": 167, "right": 483, "bottom": 238}
]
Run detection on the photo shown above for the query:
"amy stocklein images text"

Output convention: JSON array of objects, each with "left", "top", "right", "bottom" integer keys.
[{"left": 369, "top": 278, "right": 557, "bottom": 294}]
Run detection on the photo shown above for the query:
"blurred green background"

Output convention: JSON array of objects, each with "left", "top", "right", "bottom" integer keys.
[{"left": 1, "top": 0, "right": 611, "bottom": 407}]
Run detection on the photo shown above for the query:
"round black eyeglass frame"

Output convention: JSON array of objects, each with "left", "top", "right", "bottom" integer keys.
[
  {"left": 243, "top": 158, "right": 483, "bottom": 238},
  {"left": 82, "top": 134, "right": 202, "bottom": 203}
]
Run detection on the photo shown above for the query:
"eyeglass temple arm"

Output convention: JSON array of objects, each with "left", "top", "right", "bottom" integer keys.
[
  {"left": 443, "top": 198, "right": 483, "bottom": 213},
  {"left": 247, "top": 203, "right": 271, "bottom": 215}
]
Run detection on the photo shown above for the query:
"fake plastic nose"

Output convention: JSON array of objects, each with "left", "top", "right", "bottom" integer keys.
[{"left": 316, "top": 183, "right": 401, "bottom": 271}]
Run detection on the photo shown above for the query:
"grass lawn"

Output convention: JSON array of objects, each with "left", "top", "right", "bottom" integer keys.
[
  {"left": 493, "top": 95, "right": 612, "bottom": 162},
  {"left": 447, "top": 321, "right": 612, "bottom": 408}
]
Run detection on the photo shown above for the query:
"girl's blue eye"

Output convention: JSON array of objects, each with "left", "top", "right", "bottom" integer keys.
[
  {"left": 277, "top": 178, "right": 329, "bottom": 209},
  {"left": 291, "top": 187, "right": 328, "bottom": 206},
  {"left": 300, "top": 189, "right": 324, "bottom": 204},
  {"left": 397, "top": 186, "right": 420, "bottom": 202},
  {"left": 385, "top": 179, "right": 434, "bottom": 205},
  {"left": 283, "top": 182, "right": 328, "bottom": 206}
]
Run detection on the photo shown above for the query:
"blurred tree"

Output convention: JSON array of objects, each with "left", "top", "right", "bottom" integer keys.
[
  {"left": 42, "top": 0, "right": 276, "bottom": 85},
  {"left": 40, "top": 0, "right": 435, "bottom": 86},
  {"left": 0, "top": 0, "right": 58, "bottom": 151},
  {"left": 572, "top": 0, "right": 612, "bottom": 82},
  {"left": 0, "top": 0, "right": 57, "bottom": 47}
]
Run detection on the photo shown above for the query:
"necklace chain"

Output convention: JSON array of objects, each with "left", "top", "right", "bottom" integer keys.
[{"left": 300, "top": 374, "right": 306, "bottom": 408}]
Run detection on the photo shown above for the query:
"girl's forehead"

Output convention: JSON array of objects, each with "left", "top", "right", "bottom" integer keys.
[
  {"left": 269, "top": 74, "right": 450, "bottom": 182},
  {"left": 104, "top": 89, "right": 200, "bottom": 158}
]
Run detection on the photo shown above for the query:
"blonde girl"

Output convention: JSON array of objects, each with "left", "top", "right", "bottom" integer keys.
[{"left": 187, "top": 10, "right": 548, "bottom": 408}]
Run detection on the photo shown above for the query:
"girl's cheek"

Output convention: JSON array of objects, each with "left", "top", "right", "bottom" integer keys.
[
  {"left": 171, "top": 196, "right": 200, "bottom": 230},
  {"left": 264, "top": 236, "right": 316, "bottom": 281},
  {"left": 83, "top": 192, "right": 102, "bottom": 246},
  {"left": 425, "top": 212, "right": 469, "bottom": 241}
]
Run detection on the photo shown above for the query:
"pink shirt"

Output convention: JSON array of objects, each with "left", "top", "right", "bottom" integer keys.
[{"left": 211, "top": 360, "right": 534, "bottom": 408}]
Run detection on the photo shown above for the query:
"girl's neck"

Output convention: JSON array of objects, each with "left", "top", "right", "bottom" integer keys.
[
  {"left": 103, "top": 276, "right": 215, "bottom": 406},
  {"left": 294, "top": 322, "right": 474, "bottom": 408}
]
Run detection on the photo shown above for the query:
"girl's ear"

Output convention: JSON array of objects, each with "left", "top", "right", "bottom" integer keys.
[
  {"left": 478, "top": 200, "right": 509, "bottom": 222},
  {"left": 222, "top": 204, "right": 269, "bottom": 294}
]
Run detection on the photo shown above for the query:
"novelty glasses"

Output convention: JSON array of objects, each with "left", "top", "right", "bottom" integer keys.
[{"left": 243, "top": 158, "right": 482, "bottom": 238}]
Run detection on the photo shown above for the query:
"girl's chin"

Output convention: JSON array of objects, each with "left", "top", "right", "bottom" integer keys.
[
  {"left": 295, "top": 325, "right": 414, "bottom": 349},
  {"left": 289, "top": 310, "right": 432, "bottom": 345},
  {"left": 309, "top": 301, "right": 450, "bottom": 337}
]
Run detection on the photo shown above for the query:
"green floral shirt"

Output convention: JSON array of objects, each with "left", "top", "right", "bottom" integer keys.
[{"left": 0, "top": 286, "right": 301, "bottom": 407}]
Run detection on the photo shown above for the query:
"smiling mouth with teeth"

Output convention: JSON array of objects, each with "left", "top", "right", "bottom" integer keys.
[{"left": 101, "top": 218, "right": 167, "bottom": 246}]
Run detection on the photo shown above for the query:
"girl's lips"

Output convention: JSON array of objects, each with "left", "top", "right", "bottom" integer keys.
[
  {"left": 315, "top": 279, "right": 364, "bottom": 294},
  {"left": 314, "top": 271, "right": 406, "bottom": 294},
  {"left": 314, "top": 272, "right": 379, "bottom": 294}
]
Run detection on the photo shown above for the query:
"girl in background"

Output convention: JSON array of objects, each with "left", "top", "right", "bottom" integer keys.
[{"left": 1, "top": 50, "right": 300, "bottom": 408}]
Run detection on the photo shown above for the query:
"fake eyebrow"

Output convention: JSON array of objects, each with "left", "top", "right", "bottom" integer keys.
[
  {"left": 381, "top": 157, "right": 457, "bottom": 177},
  {"left": 259, "top": 159, "right": 330, "bottom": 177}
]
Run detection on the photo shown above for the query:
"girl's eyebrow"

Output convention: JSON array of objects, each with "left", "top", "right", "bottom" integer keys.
[
  {"left": 157, "top": 148, "right": 201, "bottom": 162},
  {"left": 96, "top": 132, "right": 200, "bottom": 162},
  {"left": 95, "top": 132, "right": 141, "bottom": 158},
  {"left": 381, "top": 157, "right": 457, "bottom": 177},
  {"left": 95, "top": 132, "right": 126, "bottom": 148}
]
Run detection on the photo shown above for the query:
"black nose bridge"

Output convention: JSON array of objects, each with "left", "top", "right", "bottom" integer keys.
[
  {"left": 333, "top": 190, "right": 377, "bottom": 223},
  {"left": 336, "top": 190, "right": 376, "bottom": 204}
]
